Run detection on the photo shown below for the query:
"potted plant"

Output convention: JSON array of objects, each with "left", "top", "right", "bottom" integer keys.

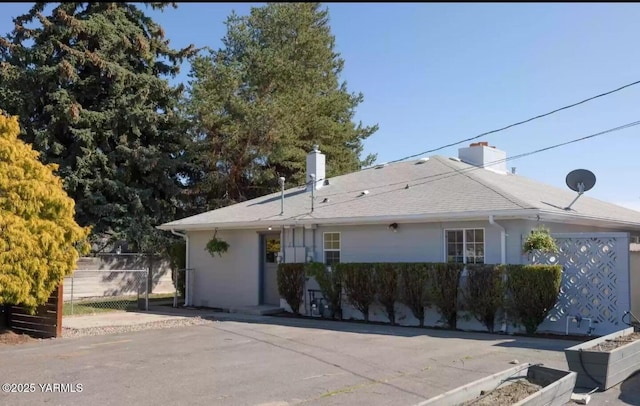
[
  {"left": 205, "top": 230, "right": 230, "bottom": 258},
  {"left": 523, "top": 226, "right": 558, "bottom": 255}
]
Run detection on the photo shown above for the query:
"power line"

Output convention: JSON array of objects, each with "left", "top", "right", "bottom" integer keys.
[
  {"left": 377, "top": 79, "right": 640, "bottom": 166},
  {"left": 283, "top": 119, "right": 640, "bottom": 218},
  {"left": 278, "top": 78, "right": 640, "bottom": 193}
]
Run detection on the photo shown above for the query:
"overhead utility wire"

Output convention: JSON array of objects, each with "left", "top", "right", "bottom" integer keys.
[
  {"left": 320, "top": 119, "right": 640, "bottom": 198},
  {"left": 378, "top": 79, "right": 640, "bottom": 166},
  {"left": 281, "top": 78, "right": 640, "bottom": 193},
  {"left": 283, "top": 120, "right": 640, "bottom": 218}
]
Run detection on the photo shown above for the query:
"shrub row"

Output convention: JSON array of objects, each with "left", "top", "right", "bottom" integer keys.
[{"left": 277, "top": 262, "right": 562, "bottom": 334}]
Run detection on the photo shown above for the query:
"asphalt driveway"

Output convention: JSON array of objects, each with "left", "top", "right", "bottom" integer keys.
[{"left": 0, "top": 313, "right": 634, "bottom": 405}]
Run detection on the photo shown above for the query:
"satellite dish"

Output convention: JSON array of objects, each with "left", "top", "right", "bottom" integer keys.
[
  {"left": 564, "top": 169, "right": 596, "bottom": 210},
  {"left": 566, "top": 169, "right": 596, "bottom": 193}
]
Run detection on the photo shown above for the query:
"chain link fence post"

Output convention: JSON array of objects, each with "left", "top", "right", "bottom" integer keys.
[{"left": 145, "top": 268, "right": 149, "bottom": 311}]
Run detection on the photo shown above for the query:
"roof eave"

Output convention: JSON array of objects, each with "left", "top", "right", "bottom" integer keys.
[
  {"left": 539, "top": 210, "right": 640, "bottom": 231},
  {"left": 156, "top": 208, "right": 542, "bottom": 232}
]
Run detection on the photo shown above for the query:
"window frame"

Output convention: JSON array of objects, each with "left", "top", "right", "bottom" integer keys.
[
  {"left": 443, "top": 228, "right": 485, "bottom": 264},
  {"left": 323, "top": 231, "right": 341, "bottom": 266}
]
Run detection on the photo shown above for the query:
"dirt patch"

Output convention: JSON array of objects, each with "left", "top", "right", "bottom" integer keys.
[
  {"left": 589, "top": 332, "right": 640, "bottom": 352},
  {"left": 462, "top": 379, "right": 541, "bottom": 405},
  {"left": 0, "top": 329, "right": 37, "bottom": 346}
]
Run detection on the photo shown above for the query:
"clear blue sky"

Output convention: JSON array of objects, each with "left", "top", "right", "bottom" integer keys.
[{"left": 2, "top": 3, "right": 640, "bottom": 210}]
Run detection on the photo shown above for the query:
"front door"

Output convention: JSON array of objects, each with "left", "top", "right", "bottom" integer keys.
[{"left": 261, "top": 234, "right": 281, "bottom": 305}]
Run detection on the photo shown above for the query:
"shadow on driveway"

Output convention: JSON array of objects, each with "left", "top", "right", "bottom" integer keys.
[
  {"left": 619, "top": 370, "right": 640, "bottom": 405},
  {"left": 142, "top": 305, "right": 583, "bottom": 352}
]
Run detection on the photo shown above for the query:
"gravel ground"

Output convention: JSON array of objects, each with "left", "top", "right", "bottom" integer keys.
[
  {"left": 61, "top": 316, "right": 216, "bottom": 338},
  {"left": 0, "top": 329, "right": 38, "bottom": 345}
]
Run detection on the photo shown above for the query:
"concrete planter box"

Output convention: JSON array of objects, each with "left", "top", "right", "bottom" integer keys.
[
  {"left": 565, "top": 327, "right": 640, "bottom": 390},
  {"left": 420, "top": 363, "right": 576, "bottom": 406}
]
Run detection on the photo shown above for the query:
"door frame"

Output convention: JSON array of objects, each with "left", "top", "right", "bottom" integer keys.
[{"left": 258, "top": 232, "right": 281, "bottom": 305}]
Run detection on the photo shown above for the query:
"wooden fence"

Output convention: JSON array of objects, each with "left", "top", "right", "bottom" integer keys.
[{"left": 4, "top": 285, "right": 63, "bottom": 338}]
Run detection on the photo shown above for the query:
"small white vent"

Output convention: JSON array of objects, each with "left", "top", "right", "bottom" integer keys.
[
  {"left": 359, "top": 190, "right": 370, "bottom": 196},
  {"left": 375, "top": 162, "right": 388, "bottom": 169},
  {"left": 449, "top": 157, "right": 461, "bottom": 162},
  {"left": 416, "top": 157, "right": 430, "bottom": 164}
]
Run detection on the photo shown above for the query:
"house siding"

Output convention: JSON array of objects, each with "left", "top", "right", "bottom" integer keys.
[
  {"left": 188, "top": 229, "right": 260, "bottom": 308},
  {"left": 301, "top": 220, "right": 625, "bottom": 267},
  {"left": 307, "top": 221, "right": 500, "bottom": 264},
  {"left": 187, "top": 218, "right": 629, "bottom": 311}
]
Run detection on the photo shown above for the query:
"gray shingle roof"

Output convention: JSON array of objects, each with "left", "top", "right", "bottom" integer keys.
[{"left": 158, "top": 155, "right": 640, "bottom": 230}]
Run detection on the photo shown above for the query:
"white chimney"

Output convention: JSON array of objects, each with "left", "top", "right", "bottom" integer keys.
[
  {"left": 457, "top": 142, "right": 507, "bottom": 174},
  {"left": 306, "top": 145, "right": 326, "bottom": 191}
]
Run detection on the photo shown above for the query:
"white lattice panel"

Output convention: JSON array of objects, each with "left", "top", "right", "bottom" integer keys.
[{"left": 531, "top": 233, "right": 630, "bottom": 335}]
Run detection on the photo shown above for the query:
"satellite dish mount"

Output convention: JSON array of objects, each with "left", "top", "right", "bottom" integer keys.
[{"left": 564, "top": 169, "right": 596, "bottom": 211}]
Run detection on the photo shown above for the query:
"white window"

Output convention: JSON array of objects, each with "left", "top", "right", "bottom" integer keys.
[
  {"left": 445, "top": 229, "right": 484, "bottom": 264},
  {"left": 323, "top": 232, "right": 340, "bottom": 266}
]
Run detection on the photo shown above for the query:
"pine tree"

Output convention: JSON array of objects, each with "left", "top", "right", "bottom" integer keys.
[
  {"left": 0, "top": 3, "right": 195, "bottom": 252},
  {"left": 188, "top": 2, "right": 378, "bottom": 208},
  {"left": 0, "top": 112, "right": 89, "bottom": 311}
]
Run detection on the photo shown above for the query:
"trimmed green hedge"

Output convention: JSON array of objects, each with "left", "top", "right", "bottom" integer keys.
[
  {"left": 277, "top": 263, "right": 305, "bottom": 315},
  {"left": 505, "top": 264, "right": 562, "bottom": 334},
  {"left": 276, "top": 261, "right": 562, "bottom": 333},
  {"left": 398, "top": 263, "right": 430, "bottom": 327},
  {"left": 428, "top": 263, "right": 464, "bottom": 329},
  {"left": 463, "top": 264, "right": 505, "bottom": 333},
  {"left": 374, "top": 263, "right": 400, "bottom": 325},
  {"left": 305, "top": 262, "right": 342, "bottom": 319},
  {"left": 336, "top": 263, "right": 377, "bottom": 322}
]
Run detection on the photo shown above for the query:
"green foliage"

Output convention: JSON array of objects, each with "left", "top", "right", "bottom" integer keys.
[
  {"left": 505, "top": 265, "right": 562, "bottom": 334},
  {"left": 336, "top": 263, "right": 377, "bottom": 322},
  {"left": 463, "top": 264, "right": 505, "bottom": 333},
  {"left": 0, "top": 113, "right": 90, "bottom": 312},
  {"left": 523, "top": 226, "right": 558, "bottom": 254},
  {"left": 428, "top": 263, "right": 464, "bottom": 329},
  {"left": 205, "top": 235, "right": 230, "bottom": 258},
  {"left": 277, "top": 263, "right": 305, "bottom": 315},
  {"left": 305, "top": 262, "right": 342, "bottom": 319},
  {"left": 187, "top": 2, "right": 378, "bottom": 209},
  {"left": 0, "top": 3, "right": 196, "bottom": 254},
  {"left": 374, "top": 263, "right": 399, "bottom": 325},
  {"left": 167, "top": 240, "right": 186, "bottom": 296},
  {"left": 398, "top": 263, "right": 430, "bottom": 327}
]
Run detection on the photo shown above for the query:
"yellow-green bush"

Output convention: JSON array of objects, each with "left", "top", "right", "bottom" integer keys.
[
  {"left": 277, "top": 263, "right": 305, "bottom": 315},
  {"left": 505, "top": 264, "right": 562, "bottom": 334},
  {"left": 0, "top": 113, "right": 89, "bottom": 312}
]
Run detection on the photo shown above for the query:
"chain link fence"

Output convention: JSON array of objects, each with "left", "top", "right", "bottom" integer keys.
[{"left": 64, "top": 269, "right": 149, "bottom": 315}]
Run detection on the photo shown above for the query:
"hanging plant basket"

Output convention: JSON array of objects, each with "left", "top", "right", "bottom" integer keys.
[
  {"left": 523, "top": 226, "right": 558, "bottom": 254},
  {"left": 206, "top": 230, "right": 230, "bottom": 258}
]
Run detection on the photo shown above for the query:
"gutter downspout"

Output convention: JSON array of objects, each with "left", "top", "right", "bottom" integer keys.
[
  {"left": 489, "top": 215, "right": 506, "bottom": 265},
  {"left": 171, "top": 229, "right": 190, "bottom": 307},
  {"left": 489, "top": 215, "right": 508, "bottom": 334}
]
